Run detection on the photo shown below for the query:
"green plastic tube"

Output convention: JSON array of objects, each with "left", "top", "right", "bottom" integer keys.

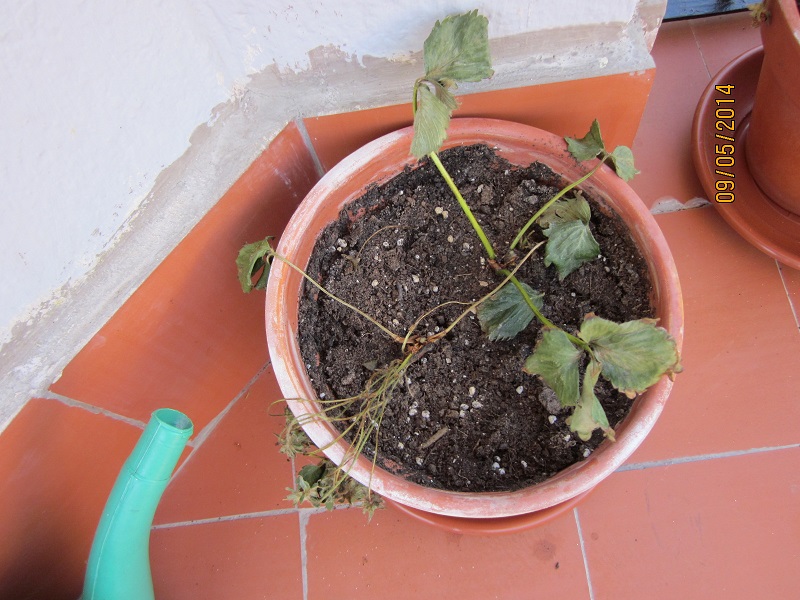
[{"left": 82, "top": 408, "right": 193, "bottom": 600}]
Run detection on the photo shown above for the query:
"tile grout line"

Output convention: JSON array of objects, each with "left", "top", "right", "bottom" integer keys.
[
  {"left": 190, "top": 362, "right": 271, "bottom": 446},
  {"left": 291, "top": 444, "right": 310, "bottom": 600},
  {"left": 619, "top": 442, "right": 800, "bottom": 472},
  {"left": 573, "top": 508, "right": 596, "bottom": 600},
  {"left": 295, "top": 117, "right": 326, "bottom": 179},
  {"left": 776, "top": 262, "right": 800, "bottom": 330},
  {"left": 42, "top": 391, "right": 149, "bottom": 430},
  {"left": 687, "top": 19, "right": 714, "bottom": 80},
  {"left": 170, "top": 362, "right": 273, "bottom": 479},
  {"left": 299, "top": 511, "right": 311, "bottom": 600},
  {"left": 152, "top": 505, "right": 334, "bottom": 530},
  {"left": 153, "top": 507, "right": 304, "bottom": 529}
]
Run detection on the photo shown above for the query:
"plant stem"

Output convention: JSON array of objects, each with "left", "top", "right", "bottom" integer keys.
[
  {"left": 401, "top": 299, "right": 472, "bottom": 354},
  {"left": 509, "top": 154, "right": 610, "bottom": 252},
  {"left": 428, "top": 151, "right": 496, "bottom": 260},
  {"left": 432, "top": 242, "right": 543, "bottom": 340},
  {"left": 501, "top": 269, "right": 555, "bottom": 328},
  {"left": 498, "top": 267, "right": 591, "bottom": 351}
]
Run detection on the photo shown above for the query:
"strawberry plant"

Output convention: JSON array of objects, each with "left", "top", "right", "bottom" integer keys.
[{"left": 238, "top": 9, "right": 681, "bottom": 509}]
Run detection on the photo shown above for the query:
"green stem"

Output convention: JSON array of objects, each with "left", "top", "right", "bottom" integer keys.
[
  {"left": 500, "top": 269, "right": 555, "bottom": 328},
  {"left": 510, "top": 154, "right": 610, "bottom": 252},
  {"left": 428, "top": 151, "right": 496, "bottom": 261},
  {"left": 430, "top": 242, "right": 543, "bottom": 343},
  {"left": 497, "top": 269, "right": 591, "bottom": 353}
]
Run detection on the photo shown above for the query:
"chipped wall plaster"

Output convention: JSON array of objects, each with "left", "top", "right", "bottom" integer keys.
[{"left": 0, "top": 0, "right": 667, "bottom": 431}]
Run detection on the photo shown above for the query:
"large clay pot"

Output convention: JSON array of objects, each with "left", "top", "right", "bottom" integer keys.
[
  {"left": 745, "top": 0, "right": 800, "bottom": 213},
  {"left": 266, "top": 119, "right": 683, "bottom": 520}
]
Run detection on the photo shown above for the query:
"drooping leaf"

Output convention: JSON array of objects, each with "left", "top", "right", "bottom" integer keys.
[
  {"left": 524, "top": 328, "right": 583, "bottom": 406},
  {"left": 579, "top": 315, "right": 682, "bottom": 398},
  {"left": 566, "top": 359, "right": 615, "bottom": 441},
  {"left": 411, "top": 10, "right": 493, "bottom": 158},
  {"left": 236, "top": 236, "right": 274, "bottom": 293},
  {"left": 411, "top": 83, "right": 455, "bottom": 158},
  {"left": 609, "top": 145, "right": 640, "bottom": 181},
  {"left": 298, "top": 462, "right": 327, "bottom": 487},
  {"left": 565, "top": 119, "right": 605, "bottom": 162},
  {"left": 541, "top": 196, "right": 600, "bottom": 280},
  {"left": 423, "top": 10, "right": 494, "bottom": 85},
  {"left": 477, "top": 281, "right": 543, "bottom": 341}
]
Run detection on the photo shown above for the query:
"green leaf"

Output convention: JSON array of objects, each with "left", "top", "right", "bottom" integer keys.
[
  {"left": 566, "top": 359, "right": 615, "bottom": 441},
  {"left": 579, "top": 316, "right": 682, "bottom": 398},
  {"left": 524, "top": 328, "right": 583, "bottom": 406},
  {"left": 298, "top": 462, "right": 326, "bottom": 487},
  {"left": 477, "top": 281, "right": 543, "bottom": 341},
  {"left": 565, "top": 119, "right": 605, "bottom": 162},
  {"left": 609, "top": 145, "right": 639, "bottom": 181},
  {"left": 411, "top": 10, "right": 492, "bottom": 158},
  {"left": 411, "top": 83, "right": 455, "bottom": 158},
  {"left": 236, "top": 236, "right": 274, "bottom": 293},
  {"left": 539, "top": 193, "right": 591, "bottom": 228},
  {"left": 541, "top": 196, "right": 600, "bottom": 280},
  {"left": 423, "top": 10, "right": 493, "bottom": 85}
]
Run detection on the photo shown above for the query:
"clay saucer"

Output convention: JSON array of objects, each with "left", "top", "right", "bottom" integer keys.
[
  {"left": 692, "top": 46, "right": 800, "bottom": 269},
  {"left": 385, "top": 489, "right": 592, "bottom": 536}
]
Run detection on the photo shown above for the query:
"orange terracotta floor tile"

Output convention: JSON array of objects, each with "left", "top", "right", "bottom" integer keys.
[
  {"left": 305, "top": 504, "right": 590, "bottom": 599},
  {"left": 628, "top": 207, "right": 800, "bottom": 463},
  {"left": 576, "top": 447, "right": 800, "bottom": 600},
  {"left": 151, "top": 513, "right": 303, "bottom": 599},
  {"left": 154, "top": 366, "right": 296, "bottom": 525},
  {"left": 50, "top": 123, "right": 319, "bottom": 431},
  {"left": 0, "top": 399, "right": 143, "bottom": 600}
]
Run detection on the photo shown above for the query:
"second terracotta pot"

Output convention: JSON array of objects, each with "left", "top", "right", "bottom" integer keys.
[
  {"left": 266, "top": 118, "right": 684, "bottom": 519},
  {"left": 745, "top": 0, "right": 800, "bottom": 214}
]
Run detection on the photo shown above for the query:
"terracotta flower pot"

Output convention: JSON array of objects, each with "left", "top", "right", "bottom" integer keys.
[
  {"left": 745, "top": 0, "right": 800, "bottom": 214},
  {"left": 266, "top": 118, "right": 683, "bottom": 520}
]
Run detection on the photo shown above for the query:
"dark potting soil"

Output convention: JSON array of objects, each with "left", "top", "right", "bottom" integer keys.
[{"left": 297, "top": 144, "right": 654, "bottom": 493}]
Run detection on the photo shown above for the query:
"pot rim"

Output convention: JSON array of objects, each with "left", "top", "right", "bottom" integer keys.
[{"left": 266, "top": 118, "right": 684, "bottom": 518}]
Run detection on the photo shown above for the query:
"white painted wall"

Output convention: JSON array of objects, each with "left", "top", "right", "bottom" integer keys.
[{"left": 0, "top": 0, "right": 665, "bottom": 429}]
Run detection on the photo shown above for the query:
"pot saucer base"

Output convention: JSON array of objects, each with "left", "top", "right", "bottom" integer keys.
[{"left": 692, "top": 46, "right": 800, "bottom": 269}]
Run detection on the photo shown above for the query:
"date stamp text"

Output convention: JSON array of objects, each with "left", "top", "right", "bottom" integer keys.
[{"left": 713, "top": 85, "right": 735, "bottom": 203}]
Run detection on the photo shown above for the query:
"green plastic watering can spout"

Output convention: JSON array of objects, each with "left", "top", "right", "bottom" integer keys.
[{"left": 82, "top": 408, "right": 193, "bottom": 600}]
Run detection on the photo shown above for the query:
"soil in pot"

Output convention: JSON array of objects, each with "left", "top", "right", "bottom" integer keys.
[{"left": 297, "top": 144, "right": 654, "bottom": 494}]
